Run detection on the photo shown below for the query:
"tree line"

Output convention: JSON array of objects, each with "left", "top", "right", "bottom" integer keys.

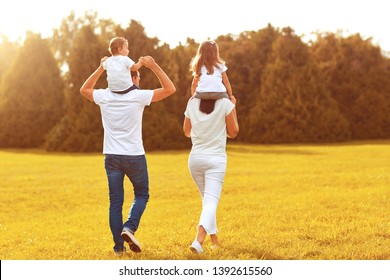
[{"left": 0, "top": 11, "right": 389, "bottom": 152}]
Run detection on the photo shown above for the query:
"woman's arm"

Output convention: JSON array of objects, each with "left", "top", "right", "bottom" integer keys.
[
  {"left": 226, "top": 98, "right": 239, "bottom": 138},
  {"left": 183, "top": 117, "right": 192, "bottom": 138}
]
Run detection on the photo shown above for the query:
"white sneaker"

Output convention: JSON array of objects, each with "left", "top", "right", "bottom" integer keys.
[
  {"left": 190, "top": 240, "right": 203, "bottom": 254},
  {"left": 121, "top": 228, "right": 142, "bottom": 253}
]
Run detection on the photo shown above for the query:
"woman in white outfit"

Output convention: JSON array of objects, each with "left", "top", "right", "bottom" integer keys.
[{"left": 183, "top": 41, "right": 239, "bottom": 254}]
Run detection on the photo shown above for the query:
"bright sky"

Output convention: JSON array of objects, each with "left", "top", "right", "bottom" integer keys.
[{"left": 1, "top": 0, "right": 389, "bottom": 53}]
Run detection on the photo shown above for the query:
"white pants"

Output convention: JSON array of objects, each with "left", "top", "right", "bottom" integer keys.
[{"left": 188, "top": 154, "right": 227, "bottom": 234}]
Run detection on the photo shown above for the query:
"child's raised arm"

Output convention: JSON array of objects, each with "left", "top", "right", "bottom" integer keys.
[
  {"left": 222, "top": 72, "right": 236, "bottom": 102},
  {"left": 101, "top": 56, "right": 108, "bottom": 64},
  {"left": 131, "top": 60, "right": 143, "bottom": 72},
  {"left": 222, "top": 72, "right": 234, "bottom": 100},
  {"left": 191, "top": 76, "right": 199, "bottom": 96}
]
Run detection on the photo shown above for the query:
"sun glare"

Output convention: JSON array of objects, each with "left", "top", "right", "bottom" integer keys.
[
  {"left": 0, "top": 0, "right": 389, "bottom": 52},
  {"left": 1, "top": 9, "right": 43, "bottom": 41},
  {"left": 0, "top": 12, "right": 26, "bottom": 41}
]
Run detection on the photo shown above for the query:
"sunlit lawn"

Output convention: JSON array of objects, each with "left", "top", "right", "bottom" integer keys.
[{"left": 0, "top": 141, "right": 389, "bottom": 260}]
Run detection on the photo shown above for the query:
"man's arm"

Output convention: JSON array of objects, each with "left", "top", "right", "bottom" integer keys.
[
  {"left": 140, "top": 56, "right": 176, "bottom": 102},
  {"left": 80, "top": 59, "right": 106, "bottom": 102}
]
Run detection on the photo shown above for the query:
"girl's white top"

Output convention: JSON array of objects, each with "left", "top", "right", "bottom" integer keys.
[{"left": 195, "top": 63, "right": 228, "bottom": 92}]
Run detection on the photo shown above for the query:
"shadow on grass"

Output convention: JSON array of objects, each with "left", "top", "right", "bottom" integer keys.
[
  {"left": 0, "top": 148, "right": 101, "bottom": 157},
  {"left": 230, "top": 248, "right": 286, "bottom": 260},
  {"left": 227, "top": 144, "right": 323, "bottom": 156},
  {"left": 2, "top": 140, "right": 388, "bottom": 157},
  {"left": 227, "top": 140, "right": 390, "bottom": 156}
]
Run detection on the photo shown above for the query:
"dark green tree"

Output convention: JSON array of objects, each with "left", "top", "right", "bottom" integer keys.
[
  {"left": 223, "top": 25, "right": 280, "bottom": 141},
  {"left": 0, "top": 33, "right": 64, "bottom": 148},
  {"left": 0, "top": 36, "right": 19, "bottom": 85},
  {"left": 3, "top": 10, "right": 389, "bottom": 151},
  {"left": 0, "top": 36, "right": 19, "bottom": 111},
  {"left": 50, "top": 10, "right": 118, "bottom": 69},
  {"left": 45, "top": 25, "right": 105, "bottom": 152},
  {"left": 311, "top": 33, "right": 390, "bottom": 139},
  {"left": 246, "top": 27, "right": 349, "bottom": 143}
]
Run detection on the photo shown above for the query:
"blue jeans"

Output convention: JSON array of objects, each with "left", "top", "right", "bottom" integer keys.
[{"left": 104, "top": 154, "right": 149, "bottom": 251}]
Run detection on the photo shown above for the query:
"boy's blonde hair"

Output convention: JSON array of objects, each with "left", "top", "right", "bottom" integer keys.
[
  {"left": 190, "top": 41, "right": 225, "bottom": 77},
  {"left": 108, "top": 37, "right": 128, "bottom": 55}
]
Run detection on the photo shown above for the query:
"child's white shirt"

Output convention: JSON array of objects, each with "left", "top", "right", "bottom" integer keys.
[
  {"left": 195, "top": 63, "right": 228, "bottom": 92},
  {"left": 103, "top": 56, "right": 135, "bottom": 91}
]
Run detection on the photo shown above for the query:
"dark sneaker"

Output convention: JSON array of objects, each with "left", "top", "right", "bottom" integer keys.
[
  {"left": 121, "top": 229, "right": 142, "bottom": 253},
  {"left": 114, "top": 246, "right": 126, "bottom": 257}
]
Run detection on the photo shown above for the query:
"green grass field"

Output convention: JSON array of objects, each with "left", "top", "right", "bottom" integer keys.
[{"left": 0, "top": 141, "right": 389, "bottom": 260}]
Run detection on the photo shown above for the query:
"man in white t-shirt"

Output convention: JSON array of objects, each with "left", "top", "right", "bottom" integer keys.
[{"left": 80, "top": 56, "right": 175, "bottom": 256}]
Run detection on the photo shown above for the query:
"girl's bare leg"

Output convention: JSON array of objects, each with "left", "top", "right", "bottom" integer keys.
[
  {"left": 210, "top": 234, "right": 219, "bottom": 246},
  {"left": 196, "top": 225, "right": 207, "bottom": 244}
]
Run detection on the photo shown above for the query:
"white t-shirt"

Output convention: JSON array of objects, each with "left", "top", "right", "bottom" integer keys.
[
  {"left": 102, "top": 56, "right": 135, "bottom": 91},
  {"left": 184, "top": 97, "right": 235, "bottom": 156},
  {"left": 195, "top": 63, "right": 228, "bottom": 93},
  {"left": 93, "top": 88, "right": 153, "bottom": 155}
]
